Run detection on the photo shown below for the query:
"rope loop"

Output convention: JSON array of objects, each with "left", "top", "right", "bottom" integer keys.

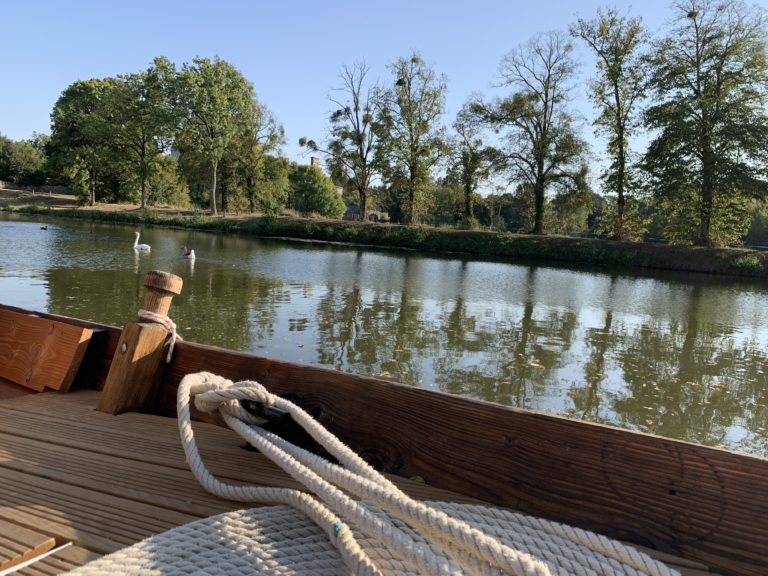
[
  {"left": 137, "top": 309, "right": 182, "bottom": 363},
  {"left": 177, "top": 371, "right": 679, "bottom": 576}
]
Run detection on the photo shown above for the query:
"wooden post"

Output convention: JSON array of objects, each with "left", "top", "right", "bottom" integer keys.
[{"left": 98, "top": 271, "right": 183, "bottom": 415}]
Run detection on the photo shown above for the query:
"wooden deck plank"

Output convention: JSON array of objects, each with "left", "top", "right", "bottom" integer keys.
[
  {"left": 0, "top": 378, "right": 37, "bottom": 401},
  {"left": 0, "top": 391, "right": 481, "bottom": 503},
  {"left": 0, "top": 517, "right": 55, "bottom": 572},
  {"left": 0, "top": 431, "right": 246, "bottom": 517},
  {"left": 0, "top": 389, "right": 718, "bottom": 575},
  {"left": 15, "top": 546, "right": 102, "bottom": 576}
]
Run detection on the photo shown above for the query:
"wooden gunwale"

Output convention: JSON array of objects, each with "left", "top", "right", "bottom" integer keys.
[{"left": 0, "top": 303, "right": 761, "bottom": 574}]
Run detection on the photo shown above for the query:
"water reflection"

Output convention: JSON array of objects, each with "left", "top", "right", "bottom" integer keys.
[{"left": 2, "top": 213, "right": 768, "bottom": 455}]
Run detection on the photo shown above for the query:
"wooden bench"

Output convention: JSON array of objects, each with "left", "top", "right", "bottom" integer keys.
[{"left": 0, "top": 308, "right": 93, "bottom": 393}]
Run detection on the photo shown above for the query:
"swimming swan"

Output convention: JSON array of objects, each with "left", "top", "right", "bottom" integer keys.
[
  {"left": 133, "top": 232, "right": 151, "bottom": 252},
  {"left": 181, "top": 246, "right": 195, "bottom": 260}
]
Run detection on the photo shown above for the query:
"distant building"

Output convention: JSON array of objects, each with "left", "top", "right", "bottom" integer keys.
[{"left": 310, "top": 157, "right": 320, "bottom": 168}]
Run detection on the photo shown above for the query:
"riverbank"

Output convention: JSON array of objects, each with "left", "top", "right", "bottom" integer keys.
[{"left": 2, "top": 188, "right": 767, "bottom": 277}]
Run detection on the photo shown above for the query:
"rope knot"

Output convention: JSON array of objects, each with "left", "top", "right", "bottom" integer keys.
[
  {"left": 189, "top": 374, "right": 273, "bottom": 424},
  {"left": 138, "top": 309, "right": 182, "bottom": 363}
]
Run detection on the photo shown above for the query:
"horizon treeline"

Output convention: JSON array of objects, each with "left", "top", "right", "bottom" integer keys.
[{"left": 1, "top": 0, "right": 768, "bottom": 246}]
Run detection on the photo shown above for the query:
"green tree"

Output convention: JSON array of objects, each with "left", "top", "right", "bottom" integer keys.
[
  {"left": 301, "top": 62, "right": 379, "bottom": 220},
  {"left": 0, "top": 134, "right": 11, "bottom": 181},
  {"left": 572, "top": 8, "right": 649, "bottom": 241},
  {"left": 145, "top": 154, "right": 189, "bottom": 207},
  {"left": 472, "top": 31, "right": 589, "bottom": 234},
  {"left": 373, "top": 52, "right": 448, "bottom": 224},
  {"left": 643, "top": 0, "right": 768, "bottom": 246},
  {"left": 176, "top": 147, "right": 210, "bottom": 207},
  {"left": 252, "top": 155, "right": 290, "bottom": 215},
  {"left": 445, "top": 104, "right": 494, "bottom": 228},
  {"left": 7, "top": 140, "right": 46, "bottom": 185},
  {"left": 101, "top": 57, "right": 178, "bottom": 208},
  {"left": 48, "top": 78, "right": 117, "bottom": 205},
  {"left": 0, "top": 135, "right": 46, "bottom": 185},
  {"left": 174, "top": 56, "right": 255, "bottom": 216},
  {"left": 235, "top": 97, "right": 285, "bottom": 213},
  {"left": 288, "top": 165, "right": 345, "bottom": 218}
]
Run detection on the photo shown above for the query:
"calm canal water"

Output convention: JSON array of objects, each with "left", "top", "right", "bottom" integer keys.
[{"left": 2, "top": 214, "right": 767, "bottom": 456}]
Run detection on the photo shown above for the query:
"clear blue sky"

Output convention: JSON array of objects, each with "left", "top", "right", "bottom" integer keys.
[{"left": 0, "top": 0, "right": 716, "bottom": 166}]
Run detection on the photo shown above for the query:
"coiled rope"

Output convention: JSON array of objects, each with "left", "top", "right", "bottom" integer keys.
[{"left": 174, "top": 371, "right": 679, "bottom": 576}]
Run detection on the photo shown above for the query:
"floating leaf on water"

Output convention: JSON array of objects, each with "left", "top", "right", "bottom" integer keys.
[
  {"left": 670, "top": 378, "right": 679, "bottom": 384},
  {"left": 645, "top": 419, "right": 655, "bottom": 425},
  {"left": 375, "top": 371, "right": 391, "bottom": 379}
]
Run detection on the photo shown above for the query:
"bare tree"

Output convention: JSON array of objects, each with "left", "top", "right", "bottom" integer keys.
[
  {"left": 301, "top": 62, "right": 378, "bottom": 220},
  {"left": 472, "top": 31, "right": 587, "bottom": 234}
]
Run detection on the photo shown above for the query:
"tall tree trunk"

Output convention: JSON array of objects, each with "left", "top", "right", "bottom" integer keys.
[
  {"left": 140, "top": 153, "right": 147, "bottom": 209},
  {"left": 359, "top": 189, "right": 367, "bottom": 221},
  {"left": 246, "top": 175, "right": 255, "bottom": 212},
  {"left": 699, "top": 138, "right": 714, "bottom": 246},
  {"left": 615, "top": 120, "right": 626, "bottom": 241},
  {"left": 532, "top": 161, "right": 546, "bottom": 234},
  {"left": 407, "top": 167, "right": 417, "bottom": 225},
  {"left": 464, "top": 182, "right": 473, "bottom": 224},
  {"left": 89, "top": 168, "right": 96, "bottom": 206},
  {"left": 210, "top": 158, "right": 218, "bottom": 216}
]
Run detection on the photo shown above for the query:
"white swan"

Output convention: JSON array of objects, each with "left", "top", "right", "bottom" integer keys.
[
  {"left": 181, "top": 246, "right": 195, "bottom": 260},
  {"left": 133, "top": 231, "right": 151, "bottom": 252}
]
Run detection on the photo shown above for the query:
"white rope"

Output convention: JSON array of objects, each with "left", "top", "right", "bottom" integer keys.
[
  {"left": 137, "top": 309, "right": 182, "bottom": 363},
  {"left": 177, "top": 371, "right": 680, "bottom": 576}
]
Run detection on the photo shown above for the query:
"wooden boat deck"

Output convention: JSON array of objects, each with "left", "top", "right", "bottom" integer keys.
[
  {"left": 0, "top": 388, "right": 718, "bottom": 575},
  {"left": 0, "top": 388, "right": 482, "bottom": 574}
]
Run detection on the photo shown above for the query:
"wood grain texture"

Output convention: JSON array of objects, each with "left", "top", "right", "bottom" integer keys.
[
  {"left": 159, "top": 340, "right": 766, "bottom": 576},
  {"left": 97, "top": 323, "right": 169, "bottom": 414},
  {"left": 0, "top": 309, "right": 92, "bottom": 392},
  {"left": 14, "top": 545, "right": 101, "bottom": 576},
  {"left": 0, "top": 517, "right": 55, "bottom": 571},
  {"left": 1, "top": 305, "right": 122, "bottom": 390},
  {"left": 97, "top": 271, "right": 182, "bottom": 414}
]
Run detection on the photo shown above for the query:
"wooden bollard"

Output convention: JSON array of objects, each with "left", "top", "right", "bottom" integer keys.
[{"left": 98, "top": 271, "right": 183, "bottom": 415}]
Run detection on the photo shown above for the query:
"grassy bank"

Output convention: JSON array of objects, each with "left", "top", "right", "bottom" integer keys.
[{"left": 3, "top": 199, "right": 768, "bottom": 278}]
